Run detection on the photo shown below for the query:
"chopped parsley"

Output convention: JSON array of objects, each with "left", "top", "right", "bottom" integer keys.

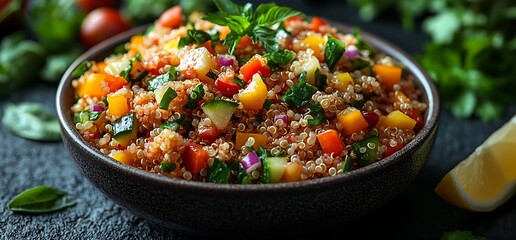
[
  {"left": 185, "top": 83, "right": 205, "bottom": 109},
  {"left": 282, "top": 71, "right": 318, "bottom": 109}
]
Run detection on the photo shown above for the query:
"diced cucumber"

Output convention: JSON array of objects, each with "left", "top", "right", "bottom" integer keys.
[
  {"left": 155, "top": 86, "right": 177, "bottom": 110},
  {"left": 262, "top": 157, "right": 287, "bottom": 183},
  {"left": 352, "top": 134, "right": 380, "bottom": 167},
  {"left": 113, "top": 113, "right": 137, "bottom": 146},
  {"left": 201, "top": 99, "right": 238, "bottom": 130}
]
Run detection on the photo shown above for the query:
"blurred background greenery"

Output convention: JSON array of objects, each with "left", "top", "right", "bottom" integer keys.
[{"left": 1, "top": 0, "right": 515, "bottom": 121}]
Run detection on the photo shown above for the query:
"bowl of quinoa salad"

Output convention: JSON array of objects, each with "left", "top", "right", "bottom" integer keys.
[{"left": 57, "top": 1, "right": 439, "bottom": 236}]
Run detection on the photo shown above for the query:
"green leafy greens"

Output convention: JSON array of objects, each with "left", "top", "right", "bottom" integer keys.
[
  {"left": 282, "top": 71, "right": 318, "bottom": 109},
  {"left": 203, "top": 0, "right": 300, "bottom": 54},
  {"left": 350, "top": 0, "right": 516, "bottom": 121},
  {"left": 8, "top": 185, "right": 76, "bottom": 213}
]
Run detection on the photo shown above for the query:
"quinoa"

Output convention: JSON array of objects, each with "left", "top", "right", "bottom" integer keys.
[{"left": 70, "top": 7, "right": 427, "bottom": 184}]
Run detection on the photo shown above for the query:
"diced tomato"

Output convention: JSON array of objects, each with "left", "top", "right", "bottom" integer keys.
[
  {"left": 215, "top": 75, "right": 241, "bottom": 96},
  {"left": 239, "top": 56, "right": 270, "bottom": 83},
  {"left": 406, "top": 108, "right": 424, "bottom": 131},
  {"left": 198, "top": 125, "right": 219, "bottom": 143},
  {"left": 237, "top": 35, "right": 253, "bottom": 48},
  {"left": 105, "top": 75, "right": 127, "bottom": 92},
  {"left": 202, "top": 40, "right": 215, "bottom": 54},
  {"left": 384, "top": 141, "right": 405, "bottom": 157},
  {"left": 310, "top": 16, "right": 327, "bottom": 32},
  {"left": 183, "top": 142, "right": 209, "bottom": 174},
  {"left": 158, "top": 6, "right": 183, "bottom": 29}
]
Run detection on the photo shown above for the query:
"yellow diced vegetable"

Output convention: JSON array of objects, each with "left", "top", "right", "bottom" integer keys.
[
  {"left": 238, "top": 74, "right": 268, "bottom": 111},
  {"left": 111, "top": 151, "right": 133, "bottom": 165},
  {"left": 334, "top": 72, "right": 354, "bottom": 91},
  {"left": 337, "top": 108, "right": 369, "bottom": 135},
  {"left": 235, "top": 132, "right": 268, "bottom": 149},
  {"left": 107, "top": 94, "right": 130, "bottom": 118},
  {"left": 303, "top": 35, "right": 325, "bottom": 61},
  {"left": 302, "top": 55, "right": 321, "bottom": 86},
  {"left": 283, "top": 162, "right": 303, "bottom": 182},
  {"left": 381, "top": 110, "right": 416, "bottom": 130}
]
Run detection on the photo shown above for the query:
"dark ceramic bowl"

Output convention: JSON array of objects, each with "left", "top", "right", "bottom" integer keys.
[{"left": 56, "top": 24, "right": 439, "bottom": 237}]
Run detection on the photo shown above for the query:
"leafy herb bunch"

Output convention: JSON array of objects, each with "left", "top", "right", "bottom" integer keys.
[{"left": 352, "top": 0, "right": 516, "bottom": 121}]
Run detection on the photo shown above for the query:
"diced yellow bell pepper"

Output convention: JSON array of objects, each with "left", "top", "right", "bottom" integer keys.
[
  {"left": 111, "top": 151, "right": 133, "bottom": 165},
  {"left": 235, "top": 132, "right": 268, "bottom": 149},
  {"left": 303, "top": 55, "right": 321, "bottom": 86},
  {"left": 381, "top": 110, "right": 416, "bottom": 130},
  {"left": 128, "top": 35, "right": 144, "bottom": 54},
  {"left": 303, "top": 35, "right": 325, "bottom": 61},
  {"left": 334, "top": 72, "right": 354, "bottom": 91},
  {"left": 393, "top": 90, "right": 410, "bottom": 103},
  {"left": 283, "top": 162, "right": 303, "bottom": 182},
  {"left": 107, "top": 94, "right": 130, "bottom": 118},
  {"left": 238, "top": 74, "right": 268, "bottom": 111},
  {"left": 337, "top": 108, "right": 369, "bottom": 135}
]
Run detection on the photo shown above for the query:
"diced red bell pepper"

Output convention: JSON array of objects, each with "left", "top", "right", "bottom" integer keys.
[
  {"left": 239, "top": 56, "right": 270, "bottom": 83},
  {"left": 183, "top": 142, "right": 209, "bottom": 174},
  {"left": 215, "top": 75, "right": 241, "bottom": 96}
]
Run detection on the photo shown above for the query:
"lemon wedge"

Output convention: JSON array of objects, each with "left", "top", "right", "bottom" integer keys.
[{"left": 435, "top": 115, "right": 516, "bottom": 212}]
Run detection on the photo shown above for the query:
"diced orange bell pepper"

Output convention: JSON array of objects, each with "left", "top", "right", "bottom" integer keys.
[
  {"left": 128, "top": 35, "right": 144, "bottom": 54},
  {"left": 237, "top": 35, "right": 253, "bottom": 48},
  {"left": 373, "top": 64, "right": 402, "bottom": 89},
  {"left": 334, "top": 72, "right": 354, "bottom": 91},
  {"left": 302, "top": 35, "right": 325, "bottom": 62},
  {"left": 316, "top": 129, "right": 344, "bottom": 156},
  {"left": 77, "top": 73, "right": 109, "bottom": 98},
  {"left": 111, "top": 151, "right": 133, "bottom": 165},
  {"left": 337, "top": 108, "right": 369, "bottom": 135},
  {"left": 381, "top": 110, "right": 417, "bottom": 130},
  {"left": 183, "top": 142, "right": 209, "bottom": 174},
  {"left": 283, "top": 162, "right": 303, "bottom": 182},
  {"left": 105, "top": 75, "right": 128, "bottom": 92},
  {"left": 235, "top": 132, "right": 268, "bottom": 150},
  {"left": 107, "top": 94, "right": 130, "bottom": 118}
]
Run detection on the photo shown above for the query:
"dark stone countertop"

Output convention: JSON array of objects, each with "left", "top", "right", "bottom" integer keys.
[{"left": 2, "top": 1, "right": 516, "bottom": 239}]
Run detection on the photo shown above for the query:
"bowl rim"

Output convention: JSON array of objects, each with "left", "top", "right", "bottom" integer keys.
[{"left": 56, "top": 23, "right": 439, "bottom": 194}]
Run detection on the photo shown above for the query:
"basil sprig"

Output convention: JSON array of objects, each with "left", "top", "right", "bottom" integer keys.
[
  {"left": 203, "top": 0, "right": 300, "bottom": 54},
  {"left": 8, "top": 185, "right": 76, "bottom": 213}
]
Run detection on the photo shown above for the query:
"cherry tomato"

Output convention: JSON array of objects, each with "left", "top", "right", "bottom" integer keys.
[
  {"left": 80, "top": 7, "right": 130, "bottom": 48},
  {"left": 215, "top": 76, "right": 241, "bottom": 97},
  {"left": 76, "top": 0, "right": 119, "bottom": 13},
  {"left": 157, "top": 5, "right": 183, "bottom": 29}
]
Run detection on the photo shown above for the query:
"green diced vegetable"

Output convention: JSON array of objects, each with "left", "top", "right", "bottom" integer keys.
[
  {"left": 113, "top": 113, "right": 137, "bottom": 144},
  {"left": 185, "top": 83, "right": 205, "bottom": 109},
  {"left": 160, "top": 161, "right": 177, "bottom": 173},
  {"left": 282, "top": 73, "right": 318, "bottom": 109},
  {"left": 342, "top": 155, "right": 353, "bottom": 173},
  {"left": 201, "top": 99, "right": 238, "bottom": 130},
  {"left": 155, "top": 86, "right": 178, "bottom": 110},
  {"left": 262, "top": 99, "right": 273, "bottom": 110},
  {"left": 233, "top": 77, "right": 246, "bottom": 88},
  {"left": 73, "top": 110, "right": 102, "bottom": 124},
  {"left": 207, "top": 158, "right": 231, "bottom": 183},
  {"left": 314, "top": 68, "right": 327, "bottom": 88},
  {"left": 7, "top": 185, "right": 76, "bottom": 213},
  {"left": 2, "top": 102, "right": 61, "bottom": 141},
  {"left": 352, "top": 134, "right": 380, "bottom": 167},
  {"left": 205, "top": 69, "right": 218, "bottom": 80},
  {"left": 160, "top": 115, "right": 187, "bottom": 131},
  {"left": 262, "top": 157, "right": 287, "bottom": 183},
  {"left": 148, "top": 66, "right": 180, "bottom": 91},
  {"left": 324, "top": 35, "right": 345, "bottom": 70},
  {"left": 120, "top": 54, "right": 142, "bottom": 81}
]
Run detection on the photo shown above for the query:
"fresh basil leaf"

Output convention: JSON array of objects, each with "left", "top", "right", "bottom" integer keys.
[
  {"left": 256, "top": 5, "right": 300, "bottom": 26},
  {"left": 325, "top": 35, "right": 345, "bottom": 70},
  {"left": 223, "top": 32, "right": 242, "bottom": 55},
  {"left": 213, "top": 0, "right": 243, "bottom": 15},
  {"left": 179, "top": 29, "right": 212, "bottom": 48},
  {"left": 2, "top": 102, "right": 61, "bottom": 141},
  {"left": 207, "top": 158, "right": 231, "bottom": 183},
  {"left": 8, "top": 185, "right": 76, "bottom": 213},
  {"left": 253, "top": 25, "right": 278, "bottom": 52}
]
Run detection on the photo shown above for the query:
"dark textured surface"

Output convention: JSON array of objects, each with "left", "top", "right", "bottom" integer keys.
[{"left": 2, "top": 0, "right": 516, "bottom": 239}]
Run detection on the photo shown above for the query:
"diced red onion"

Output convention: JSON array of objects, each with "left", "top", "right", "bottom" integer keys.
[
  {"left": 91, "top": 103, "right": 105, "bottom": 112},
  {"left": 241, "top": 152, "right": 261, "bottom": 173},
  {"left": 345, "top": 45, "right": 359, "bottom": 59},
  {"left": 274, "top": 114, "right": 288, "bottom": 124},
  {"left": 362, "top": 111, "right": 379, "bottom": 128},
  {"left": 219, "top": 56, "right": 234, "bottom": 67}
]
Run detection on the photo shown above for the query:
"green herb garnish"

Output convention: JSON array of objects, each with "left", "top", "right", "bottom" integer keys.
[
  {"left": 8, "top": 185, "right": 76, "bottom": 213},
  {"left": 265, "top": 49, "right": 296, "bottom": 70},
  {"left": 73, "top": 110, "right": 102, "bottom": 124},
  {"left": 185, "top": 83, "right": 205, "bottom": 109},
  {"left": 148, "top": 66, "right": 180, "bottom": 91},
  {"left": 307, "top": 102, "right": 326, "bottom": 127},
  {"left": 207, "top": 158, "right": 231, "bottom": 183},
  {"left": 203, "top": 0, "right": 300, "bottom": 54},
  {"left": 324, "top": 35, "right": 345, "bottom": 70},
  {"left": 72, "top": 61, "right": 92, "bottom": 78},
  {"left": 282, "top": 72, "right": 318, "bottom": 109},
  {"left": 178, "top": 29, "right": 213, "bottom": 48},
  {"left": 160, "top": 161, "right": 177, "bottom": 173},
  {"left": 120, "top": 53, "right": 143, "bottom": 81}
]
